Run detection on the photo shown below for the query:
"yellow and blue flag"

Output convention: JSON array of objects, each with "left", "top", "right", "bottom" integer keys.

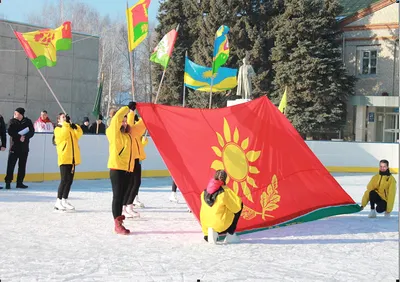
[
  {"left": 184, "top": 57, "right": 237, "bottom": 92},
  {"left": 212, "top": 25, "right": 230, "bottom": 75}
]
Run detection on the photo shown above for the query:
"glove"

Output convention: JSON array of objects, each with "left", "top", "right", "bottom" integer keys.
[
  {"left": 128, "top": 101, "right": 137, "bottom": 111},
  {"left": 71, "top": 123, "right": 77, "bottom": 130},
  {"left": 141, "top": 136, "right": 148, "bottom": 146},
  {"left": 134, "top": 114, "right": 139, "bottom": 122},
  {"left": 65, "top": 115, "right": 71, "bottom": 123}
]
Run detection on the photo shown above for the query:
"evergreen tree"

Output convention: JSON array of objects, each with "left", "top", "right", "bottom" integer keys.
[
  {"left": 152, "top": 0, "right": 199, "bottom": 106},
  {"left": 187, "top": 0, "right": 275, "bottom": 108},
  {"left": 271, "top": 0, "right": 355, "bottom": 137}
]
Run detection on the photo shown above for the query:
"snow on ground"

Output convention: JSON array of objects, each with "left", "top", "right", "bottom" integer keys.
[{"left": 0, "top": 173, "right": 398, "bottom": 282}]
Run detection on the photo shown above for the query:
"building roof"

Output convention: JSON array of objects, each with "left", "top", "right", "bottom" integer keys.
[{"left": 338, "top": 0, "right": 381, "bottom": 17}]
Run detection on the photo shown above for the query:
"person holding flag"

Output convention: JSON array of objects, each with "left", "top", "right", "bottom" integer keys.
[
  {"left": 122, "top": 113, "right": 147, "bottom": 217},
  {"left": 53, "top": 113, "right": 83, "bottom": 211},
  {"left": 106, "top": 102, "right": 145, "bottom": 235}
]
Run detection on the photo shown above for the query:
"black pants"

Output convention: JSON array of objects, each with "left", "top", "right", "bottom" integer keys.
[
  {"left": 57, "top": 165, "right": 75, "bottom": 199},
  {"left": 221, "top": 203, "right": 244, "bottom": 235},
  {"left": 111, "top": 169, "right": 130, "bottom": 219},
  {"left": 172, "top": 181, "right": 177, "bottom": 192},
  {"left": 204, "top": 203, "right": 243, "bottom": 242},
  {"left": 123, "top": 159, "right": 142, "bottom": 205},
  {"left": 5, "top": 151, "right": 28, "bottom": 184},
  {"left": 370, "top": 190, "right": 387, "bottom": 213}
]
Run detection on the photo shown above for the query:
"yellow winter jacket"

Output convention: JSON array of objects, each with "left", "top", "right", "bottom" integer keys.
[
  {"left": 362, "top": 173, "right": 397, "bottom": 213},
  {"left": 106, "top": 106, "right": 144, "bottom": 172},
  {"left": 127, "top": 112, "right": 147, "bottom": 161},
  {"left": 54, "top": 122, "right": 83, "bottom": 167},
  {"left": 200, "top": 183, "right": 242, "bottom": 236}
]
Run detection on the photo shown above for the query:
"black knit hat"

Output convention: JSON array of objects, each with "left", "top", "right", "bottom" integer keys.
[
  {"left": 15, "top": 107, "right": 25, "bottom": 116},
  {"left": 98, "top": 114, "right": 103, "bottom": 121},
  {"left": 83, "top": 117, "right": 89, "bottom": 122}
]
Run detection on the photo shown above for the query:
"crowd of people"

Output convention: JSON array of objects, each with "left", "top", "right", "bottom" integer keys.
[{"left": 0, "top": 105, "right": 396, "bottom": 242}]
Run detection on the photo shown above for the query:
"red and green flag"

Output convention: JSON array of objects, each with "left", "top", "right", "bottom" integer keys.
[
  {"left": 136, "top": 97, "right": 361, "bottom": 234},
  {"left": 126, "top": 0, "right": 151, "bottom": 52},
  {"left": 14, "top": 22, "right": 72, "bottom": 69},
  {"left": 150, "top": 28, "right": 178, "bottom": 69}
]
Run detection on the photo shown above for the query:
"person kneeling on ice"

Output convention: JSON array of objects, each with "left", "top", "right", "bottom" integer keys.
[
  {"left": 360, "top": 159, "right": 396, "bottom": 218},
  {"left": 53, "top": 113, "right": 82, "bottom": 211},
  {"left": 200, "top": 170, "right": 243, "bottom": 244}
]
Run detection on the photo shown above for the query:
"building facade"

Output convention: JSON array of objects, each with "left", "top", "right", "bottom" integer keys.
[
  {"left": 340, "top": 0, "right": 399, "bottom": 142},
  {"left": 0, "top": 20, "right": 99, "bottom": 124}
]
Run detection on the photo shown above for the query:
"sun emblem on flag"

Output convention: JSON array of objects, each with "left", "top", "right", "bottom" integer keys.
[
  {"left": 202, "top": 70, "right": 217, "bottom": 79},
  {"left": 211, "top": 118, "right": 261, "bottom": 202},
  {"left": 211, "top": 117, "right": 281, "bottom": 220}
]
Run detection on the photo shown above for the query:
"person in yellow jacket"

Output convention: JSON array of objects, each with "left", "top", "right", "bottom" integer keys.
[
  {"left": 360, "top": 159, "right": 397, "bottom": 218},
  {"left": 106, "top": 102, "right": 143, "bottom": 235},
  {"left": 53, "top": 113, "right": 83, "bottom": 211},
  {"left": 200, "top": 170, "right": 243, "bottom": 244},
  {"left": 122, "top": 112, "right": 147, "bottom": 218}
]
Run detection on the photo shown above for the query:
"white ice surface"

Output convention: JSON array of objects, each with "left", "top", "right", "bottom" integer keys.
[{"left": 0, "top": 174, "right": 398, "bottom": 282}]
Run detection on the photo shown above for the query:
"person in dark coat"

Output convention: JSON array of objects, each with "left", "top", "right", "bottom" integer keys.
[
  {"left": 0, "top": 114, "right": 6, "bottom": 189},
  {"left": 81, "top": 117, "right": 91, "bottom": 134},
  {"left": 90, "top": 114, "right": 106, "bottom": 134},
  {"left": 4, "top": 107, "right": 35, "bottom": 189}
]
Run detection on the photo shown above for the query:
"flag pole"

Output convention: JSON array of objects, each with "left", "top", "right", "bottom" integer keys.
[
  {"left": 36, "top": 68, "right": 67, "bottom": 114},
  {"left": 127, "top": 1, "right": 136, "bottom": 101},
  {"left": 8, "top": 22, "right": 67, "bottom": 114},
  {"left": 153, "top": 69, "right": 166, "bottom": 104},
  {"left": 153, "top": 24, "right": 180, "bottom": 104},
  {"left": 208, "top": 77, "right": 214, "bottom": 109},
  {"left": 107, "top": 64, "right": 113, "bottom": 117},
  {"left": 183, "top": 50, "right": 188, "bottom": 107}
]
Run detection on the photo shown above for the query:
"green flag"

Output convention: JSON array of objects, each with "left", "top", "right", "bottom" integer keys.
[
  {"left": 150, "top": 28, "right": 178, "bottom": 69},
  {"left": 92, "top": 73, "right": 104, "bottom": 117}
]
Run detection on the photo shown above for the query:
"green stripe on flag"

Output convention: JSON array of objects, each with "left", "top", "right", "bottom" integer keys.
[{"left": 218, "top": 204, "right": 361, "bottom": 239}]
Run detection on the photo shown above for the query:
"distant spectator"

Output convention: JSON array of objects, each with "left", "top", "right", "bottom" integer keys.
[
  {"left": 81, "top": 117, "right": 91, "bottom": 134},
  {"left": 90, "top": 114, "right": 106, "bottom": 134},
  {"left": 34, "top": 110, "right": 54, "bottom": 133},
  {"left": 4, "top": 107, "right": 34, "bottom": 189},
  {"left": 0, "top": 114, "right": 6, "bottom": 189},
  {"left": 107, "top": 108, "right": 117, "bottom": 127}
]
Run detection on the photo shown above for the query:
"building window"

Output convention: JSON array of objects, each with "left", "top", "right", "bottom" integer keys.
[{"left": 361, "top": 50, "right": 377, "bottom": 75}]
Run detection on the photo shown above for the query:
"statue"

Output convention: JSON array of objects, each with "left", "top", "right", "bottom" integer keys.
[{"left": 236, "top": 56, "right": 255, "bottom": 99}]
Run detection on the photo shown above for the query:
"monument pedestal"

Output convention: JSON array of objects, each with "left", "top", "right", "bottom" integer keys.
[{"left": 227, "top": 99, "right": 251, "bottom": 107}]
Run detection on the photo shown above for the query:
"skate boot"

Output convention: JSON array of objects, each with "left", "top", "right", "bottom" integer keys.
[
  {"left": 207, "top": 227, "right": 218, "bottom": 244},
  {"left": 62, "top": 199, "right": 75, "bottom": 211},
  {"left": 224, "top": 233, "right": 241, "bottom": 244},
  {"left": 133, "top": 196, "right": 145, "bottom": 208},
  {"left": 122, "top": 205, "right": 134, "bottom": 218},
  {"left": 169, "top": 192, "right": 179, "bottom": 203},
  {"left": 368, "top": 209, "right": 377, "bottom": 218},
  {"left": 114, "top": 215, "right": 130, "bottom": 235},
  {"left": 126, "top": 204, "right": 140, "bottom": 218},
  {"left": 54, "top": 198, "right": 66, "bottom": 211}
]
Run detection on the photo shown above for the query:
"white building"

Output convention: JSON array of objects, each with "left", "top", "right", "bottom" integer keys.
[{"left": 340, "top": 0, "right": 399, "bottom": 142}]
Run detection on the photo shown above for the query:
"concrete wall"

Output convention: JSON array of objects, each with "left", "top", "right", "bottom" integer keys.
[
  {"left": 0, "top": 20, "right": 99, "bottom": 124},
  {"left": 0, "top": 135, "right": 397, "bottom": 183}
]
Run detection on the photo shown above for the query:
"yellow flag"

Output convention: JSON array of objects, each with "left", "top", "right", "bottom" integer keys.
[{"left": 278, "top": 87, "right": 287, "bottom": 114}]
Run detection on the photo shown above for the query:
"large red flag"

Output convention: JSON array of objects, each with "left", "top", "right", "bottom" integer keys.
[{"left": 136, "top": 97, "right": 360, "bottom": 234}]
